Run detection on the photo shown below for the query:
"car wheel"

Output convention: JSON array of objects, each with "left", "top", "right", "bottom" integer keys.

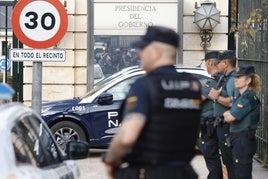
[{"left": 51, "top": 121, "right": 87, "bottom": 151}]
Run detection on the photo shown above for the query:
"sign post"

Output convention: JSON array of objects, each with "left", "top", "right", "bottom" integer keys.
[
  {"left": 0, "top": 57, "right": 11, "bottom": 83},
  {"left": 11, "top": 0, "right": 68, "bottom": 114}
]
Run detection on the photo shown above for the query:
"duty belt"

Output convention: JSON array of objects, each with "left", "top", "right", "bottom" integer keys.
[
  {"left": 126, "top": 161, "right": 188, "bottom": 167},
  {"left": 201, "top": 117, "right": 215, "bottom": 122}
]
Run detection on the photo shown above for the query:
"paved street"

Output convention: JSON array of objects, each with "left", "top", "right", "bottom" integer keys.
[{"left": 76, "top": 149, "right": 268, "bottom": 179}]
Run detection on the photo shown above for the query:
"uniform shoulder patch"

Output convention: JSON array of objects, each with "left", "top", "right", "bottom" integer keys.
[
  {"left": 237, "top": 103, "right": 243, "bottom": 108},
  {"left": 126, "top": 96, "right": 138, "bottom": 110}
]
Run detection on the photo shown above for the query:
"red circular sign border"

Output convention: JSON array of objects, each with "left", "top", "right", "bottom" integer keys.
[{"left": 12, "top": 0, "right": 68, "bottom": 49}]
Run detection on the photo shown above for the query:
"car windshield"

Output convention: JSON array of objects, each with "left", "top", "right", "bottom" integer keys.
[
  {"left": 83, "top": 83, "right": 106, "bottom": 98},
  {"left": 83, "top": 71, "right": 143, "bottom": 99},
  {"left": 83, "top": 67, "right": 209, "bottom": 99},
  {"left": 83, "top": 75, "right": 121, "bottom": 98},
  {"left": 94, "top": 66, "right": 140, "bottom": 87}
]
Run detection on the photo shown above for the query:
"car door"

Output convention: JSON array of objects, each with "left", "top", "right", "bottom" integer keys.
[
  {"left": 88, "top": 75, "right": 141, "bottom": 145},
  {"left": 11, "top": 113, "right": 78, "bottom": 178}
]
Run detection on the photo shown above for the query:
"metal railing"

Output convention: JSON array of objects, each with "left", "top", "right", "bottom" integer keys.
[
  {"left": 0, "top": 0, "right": 23, "bottom": 102},
  {"left": 237, "top": 0, "right": 268, "bottom": 166}
]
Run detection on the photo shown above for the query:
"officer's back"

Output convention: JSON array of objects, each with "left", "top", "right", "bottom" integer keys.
[{"left": 103, "top": 26, "right": 202, "bottom": 179}]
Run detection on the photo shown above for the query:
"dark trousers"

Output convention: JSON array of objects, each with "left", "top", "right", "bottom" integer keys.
[
  {"left": 115, "top": 164, "right": 198, "bottom": 179},
  {"left": 231, "top": 135, "right": 256, "bottom": 179},
  {"left": 217, "top": 124, "right": 236, "bottom": 179},
  {"left": 198, "top": 132, "right": 223, "bottom": 179}
]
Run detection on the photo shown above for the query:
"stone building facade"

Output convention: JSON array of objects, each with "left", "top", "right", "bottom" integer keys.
[{"left": 20, "top": 0, "right": 229, "bottom": 105}]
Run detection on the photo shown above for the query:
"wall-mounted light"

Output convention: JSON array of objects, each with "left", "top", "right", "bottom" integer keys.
[{"left": 194, "top": 0, "right": 221, "bottom": 49}]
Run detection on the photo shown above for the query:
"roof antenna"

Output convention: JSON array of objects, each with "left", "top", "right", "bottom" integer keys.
[{"left": 196, "top": 59, "right": 204, "bottom": 67}]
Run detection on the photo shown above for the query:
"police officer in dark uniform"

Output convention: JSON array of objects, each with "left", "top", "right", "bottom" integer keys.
[
  {"left": 224, "top": 65, "right": 261, "bottom": 179},
  {"left": 198, "top": 51, "right": 223, "bottom": 179},
  {"left": 208, "top": 50, "right": 239, "bottom": 179},
  {"left": 102, "top": 26, "right": 202, "bottom": 179}
]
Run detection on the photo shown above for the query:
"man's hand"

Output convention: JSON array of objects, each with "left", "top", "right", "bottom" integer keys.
[
  {"left": 208, "top": 87, "right": 222, "bottom": 101},
  {"left": 103, "top": 162, "right": 117, "bottom": 179},
  {"left": 102, "top": 152, "right": 121, "bottom": 179},
  {"left": 223, "top": 110, "right": 236, "bottom": 123}
]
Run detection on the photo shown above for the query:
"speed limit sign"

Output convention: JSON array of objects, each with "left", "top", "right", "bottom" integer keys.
[{"left": 12, "top": 0, "right": 68, "bottom": 49}]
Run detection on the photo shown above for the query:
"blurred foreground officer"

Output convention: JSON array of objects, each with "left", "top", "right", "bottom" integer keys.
[
  {"left": 223, "top": 65, "right": 261, "bottom": 179},
  {"left": 198, "top": 51, "right": 223, "bottom": 179},
  {"left": 0, "top": 83, "right": 15, "bottom": 105},
  {"left": 102, "top": 26, "right": 202, "bottom": 179},
  {"left": 208, "top": 50, "right": 239, "bottom": 179}
]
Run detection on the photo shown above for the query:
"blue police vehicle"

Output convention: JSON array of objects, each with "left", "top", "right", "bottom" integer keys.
[{"left": 41, "top": 67, "right": 210, "bottom": 150}]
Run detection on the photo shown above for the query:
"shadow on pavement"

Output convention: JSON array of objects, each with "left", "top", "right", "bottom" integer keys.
[{"left": 89, "top": 148, "right": 107, "bottom": 157}]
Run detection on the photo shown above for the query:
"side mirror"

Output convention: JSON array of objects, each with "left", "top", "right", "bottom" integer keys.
[
  {"left": 65, "top": 141, "right": 89, "bottom": 160},
  {"left": 97, "top": 93, "right": 113, "bottom": 105}
]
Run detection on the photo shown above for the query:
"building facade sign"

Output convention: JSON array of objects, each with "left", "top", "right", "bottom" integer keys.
[{"left": 94, "top": 2, "right": 178, "bottom": 35}]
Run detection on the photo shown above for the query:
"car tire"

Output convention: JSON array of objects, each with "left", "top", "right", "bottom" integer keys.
[{"left": 51, "top": 121, "right": 87, "bottom": 150}]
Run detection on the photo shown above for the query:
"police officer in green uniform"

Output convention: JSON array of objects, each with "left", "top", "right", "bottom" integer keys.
[
  {"left": 102, "top": 26, "right": 202, "bottom": 179},
  {"left": 224, "top": 65, "right": 261, "bottom": 179},
  {"left": 198, "top": 51, "right": 223, "bottom": 179},
  {"left": 208, "top": 50, "right": 239, "bottom": 179}
]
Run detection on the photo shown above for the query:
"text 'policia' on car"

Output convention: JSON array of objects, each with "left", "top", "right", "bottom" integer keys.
[{"left": 41, "top": 66, "right": 210, "bottom": 150}]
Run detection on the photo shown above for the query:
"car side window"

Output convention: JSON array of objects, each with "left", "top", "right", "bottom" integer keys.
[
  {"left": 12, "top": 127, "right": 36, "bottom": 166},
  {"left": 11, "top": 114, "right": 61, "bottom": 168},
  {"left": 105, "top": 75, "right": 140, "bottom": 101}
]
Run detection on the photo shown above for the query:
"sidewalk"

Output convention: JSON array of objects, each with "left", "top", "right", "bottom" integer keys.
[
  {"left": 76, "top": 150, "right": 268, "bottom": 179},
  {"left": 191, "top": 154, "right": 268, "bottom": 179}
]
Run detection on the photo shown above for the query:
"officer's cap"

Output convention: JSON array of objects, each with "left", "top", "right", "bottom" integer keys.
[
  {"left": 216, "top": 50, "right": 236, "bottom": 64},
  {"left": 235, "top": 65, "right": 256, "bottom": 77},
  {"left": 0, "top": 83, "right": 15, "bottom": 100},
  {"left": 131, "top": 26, "right": 179, "bottom": 49},
  {"left": 203, "top": 51, "right": 220, "bottom": 61}
]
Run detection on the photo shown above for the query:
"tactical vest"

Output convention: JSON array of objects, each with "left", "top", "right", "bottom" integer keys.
[{"left": 124, "top": 72, "right": 202, "bottom": 164}]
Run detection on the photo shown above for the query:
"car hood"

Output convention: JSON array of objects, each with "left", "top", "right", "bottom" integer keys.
[{"left": 41, "top": 98, "right": 81, "bottom": 114}]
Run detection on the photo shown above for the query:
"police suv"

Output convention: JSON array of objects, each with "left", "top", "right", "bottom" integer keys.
[{"left": 41, "top": 66, "right": 210, "bottom": 149}]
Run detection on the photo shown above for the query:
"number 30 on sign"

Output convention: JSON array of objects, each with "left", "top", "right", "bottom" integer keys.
[{"left": 12, "top": 0, "right": 68, "bottom": 49}]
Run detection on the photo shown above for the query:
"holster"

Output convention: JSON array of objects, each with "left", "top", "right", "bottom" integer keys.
[
  {"left": 213, "top": 116, "right": 224, "bottom": 128},
  {"left": 206, "top": 119, "right": 215, "bottom": 137},
  {"left": 200, "top": 118, "right": 216, "bottom": 137}
]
